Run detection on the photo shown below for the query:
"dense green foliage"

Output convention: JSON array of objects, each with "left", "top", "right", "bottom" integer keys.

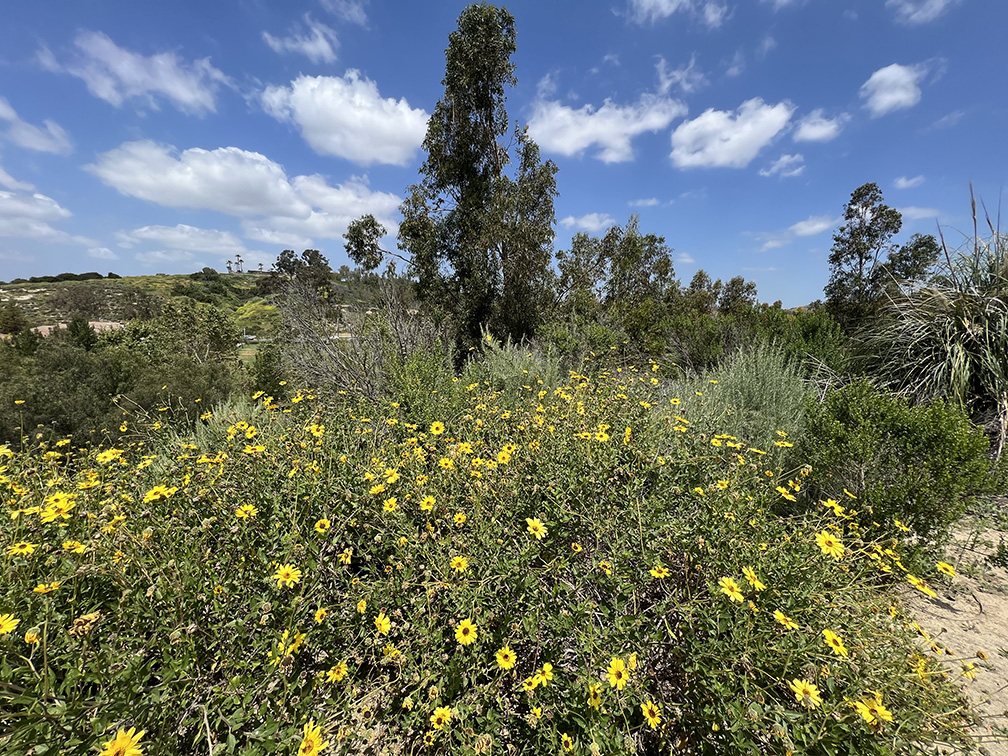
[
  {"left": 0, "top": 357, "right": 977, "bottom": 756},
  {"left": 800, "top": 380, "right": 996, "bottom": 548}
]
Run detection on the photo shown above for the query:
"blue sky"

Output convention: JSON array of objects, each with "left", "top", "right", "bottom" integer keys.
[{"left": 0, "top": 0, "right": 1003, "bottom": 305}]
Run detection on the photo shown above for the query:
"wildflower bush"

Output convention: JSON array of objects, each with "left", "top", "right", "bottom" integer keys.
[
  {"left": 0, "top": 363, "right": 978, "bottom": 755},
  {"left": 799, "top": 379, "right": 998, "bottom": 549}
]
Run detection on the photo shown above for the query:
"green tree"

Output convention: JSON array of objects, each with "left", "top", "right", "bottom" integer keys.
[
  {"left": 0, "top": 301, "right": 29, "bottom": 335},
  {"left": 396, "top": 3, "right": 558, "bottom": 355},
  {"left": 825, "top": 182, "right": 939, "bottom": 327},
  {"left": 275, "top": 249, "right": 334, "bottom": 296}
]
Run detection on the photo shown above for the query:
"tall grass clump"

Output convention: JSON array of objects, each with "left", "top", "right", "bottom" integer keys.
[
  {"left": 0, "top": 362, "right": 979, "bottom": 755},
  {"left": 859, "top": 190, "right": 1008, "bottom": 457}
]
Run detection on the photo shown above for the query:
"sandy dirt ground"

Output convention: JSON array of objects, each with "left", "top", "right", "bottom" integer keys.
[{"left": 906, "top": 518, "right": 1008, "bottom": 755}]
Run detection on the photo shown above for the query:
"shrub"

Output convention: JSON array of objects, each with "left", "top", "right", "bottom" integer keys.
[
  {"left": 800, "top": 379, "right": 996, "bottom": 547},
  {"left": 0, "top": 362, "right": 977, "bottom": 755}
]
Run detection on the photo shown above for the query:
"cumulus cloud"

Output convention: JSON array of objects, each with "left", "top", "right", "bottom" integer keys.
[
  {"left": 629, "top": 0, "right": 731, "bottom": 28},
  {"left": 759, "top": 153, "right": 804, "bottom": 177},
  {"left": 261, "top": 72, "right": 428, "bottom": 166},
  {"left": 670, "top": 98, "right": 794, "bottom": 169},
  {"left": 86, "top": 141, "right": 312, "bottom": 218},
  {"left": 0, "top": 96, "right": 72, "bottom": 155},
  {"left": 886, "top": 0, "right": 960, "bottom": 24},
  {"left": 860, "top": 63, "right": 926, "bottom": 117},
  {"left": 656, "top": 55, "right": 708, "bottom": 94},
  {"left": 86, "top": 140, "right": 401, "bottom": 249},
  {"left": 559, "top": 213, "right": 616, "bottom": 233},
  {"left": 263, "top": 14, "right": 340, "bottom": 64},
  {"left": 88, "top": 246, "right": 118, "bottom": 260},
  {"left": 793, "top": 109, "right": 849, "bottom": 142},
  {"left": 116, "top": 224, "right": 249, "bottom": 255},
  {"left": 528, "top": 94, "right": 686, "bottom": 163},
  {"left": 38, "top": 31, "right": 229, "bottom": 115},
  {"left": 894, "top": 175, "right": 925, "bottom": 189},
  {"left": 0, "top": 189, "right": 93, "bottom": 244}
]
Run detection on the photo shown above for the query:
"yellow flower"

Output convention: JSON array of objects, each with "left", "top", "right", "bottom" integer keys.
[
  {"left": 526, "top": 517, "right": 547, "bottom": 540},
  {"left": 383, "top": 497, "right": 398, "bottom": 512},
  {"left": 315, "top": 608, "right": 327, "bottom": 623},
  {"left": 375, "top": 611, "right": 391, "bottom": 635},
  {"left": 450, "top": 556, "right": 469, "bottom": 573},
  {"left": 326, "top": 661, "right": 348, "bottom": 683},
  {"left": 33, "top": 581, "right": 62, "bottom": 594},
  {"left": 742, "top": 566, "right": 766, "bottom": 591},
  {"left": 815, "top": 530, "right": 844, "bottom": 560},
  {"left": 649, "top": 564, "right": 669, "bottom": 579},
  {"left": 357, "top": 599, "right": 366, "bottom": 614},
  {"left": 962, "top": 662, "right": 977, "bottom": 680},
  {"left": 571, "top": 542, "right": 583, "bottom": 553},
  {"left": 24, "top": 628, "right": 40, "bottom": 645},
  {"left": 438, "top": 457, "right": 455, "bottom": 470},
  {"left": 235, "top": 503, "right": 258, "bottom": 519},
  {"left": 314, "top": 518, "right": 330, "bottom": 534},
  {"left": 773, "top": 609, "right": 799, "bottom": 631},
  {"left": 455, "top": 618, "right": 478, "bottom": 646},
  {"left": 822, "top": 628, "right": 849, "bottom": 657},
  {"left": 430, "top": 421, "right": 445, "bottom": 436},
  {"left": 273, "top": 564, "right": 302, "bottom": 588},
  {"left": 538, "top": 662, "right": 554, "bottom": 686},
  {"left": 496, "top": 646, "right": 516, "bottom": 670},
  {"left": 420, "top": 495, "right": 436, "bottom": 511},
  {"left": 599, "top": 560, "right": 612, "bottom": 576},
  {"left": 788, "top": 679, "right": 822, "bottom": 708},
  {"left": 297, "top": 720, "right": 329, "bottom": 756},
  {"left": 99, "top": 727, "right": 145, "bottom": 756},
  {"left": 5, "top": 542, "right": 37, "bottom": 556},
  {"left": 430, "top": 706, "right": 452, "bottom": 730},
  {"left": 906, "top": 574, "right": 937, "bottom": 598},
  {"left": 0, "top": 614, "right": 20, "bottom": 635},
  {"left": 454, "top": 511, "right": 467, "bottom": 526},
  {"left": 606, "top": 657, "right": 628, "bottom": 690},
  {"left": 142, "top": 485, "right": 177, "bottom": 504},
  {"left": 718, "top": 576, "right": 744, "bottom": 603},
  {"left": 561, "top": 733, "right": 574, "bottom": 752},
  {"left": 588, "top": 683, "right": 602, "bottom": 709},
  {"left": 641, "top": 700, "right": 662, "bottom": 729},
  {"left": 936, "top": 561, "right": 956, "bottom": 578}
]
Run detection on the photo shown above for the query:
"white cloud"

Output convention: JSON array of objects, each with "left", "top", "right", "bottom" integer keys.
[
  {"left": 321, "top": 0, "right": 368, "bottom": 26},
  {"left": 88, "top": 246, "right": 118, "bottom": 260},
  {"left": 40, "top": 31, "right": 229, "bottom": 115},
  {"left": 752, "top": 213, "right": 836, "bottom": 251},
  {"left": 894, "top": 175, "right": 925, "bottom": 189},
  {"left": 670, "top": 98, "right": 794, "bottom": 169},
  {"left": 629, "top": 197, "right": 661, "bottom": 207},
  {"left": 759, "top": 153, "right": 804, "bottom": 177},
  {"left": 86, "top": 140, "right": 401, "bottom": 249},
  {"left": 899, "top": 206, "right": 940, "bottom": 220},
  {"left": 757, "top": 36, "right": 777, "bottom": 57},
  {"left": 788, "top": 215, "right": 835, "bottom": 236},
  {"left": 0, "top": 189, "right": 93, "bottom": 245},
  {"left": 529, "top": 94, "right": 686, "bottom": 163},
  {"left": 676, "top": 251, "right": 696, "bottom": 264},
  {"left": 87, "top": 141, "right": 312, "bottom": 218},
  {"left": 656, "top": 55, "right": 708, "bottom": 94},
  {"left": 0, "top": 163, "right": 34, "bottom": 192},
  {"left": 886, "top": 0, "right": 960, "bottom": 24},
  {"left": 117, "top": 224, "right": 248, "bottom": 255},
  {"left": 628, "top": 0, "right": 730, "bottom": 27},
  {"left": 725, "top": 51, "right": 745, "bottom": 78},
  {"left": 859, "top": 63, "right": 926, "bottom": 117},
  {"left": 793, "top": 109, "right": 850, "bottom": 142},
  {"left": 263, "top": 14, "right": 339, "bottom": 64},
  {"left": 537, "top": 72, "right": 559, "bottom": 99},
  {"left": 135, "top": 249, "right": 196, "bottom": 266},
  {"left": 261, "top": 72, "right": 428, "bottom": 167},
  {"left": 930, "top": 110, "right": 963, "bottom": 129},
  {"left": 0, "top": 96, "right": 72, "bottom": 155},
  {"left": 559, "top": 213, "right": 616, "bottom": 233}
]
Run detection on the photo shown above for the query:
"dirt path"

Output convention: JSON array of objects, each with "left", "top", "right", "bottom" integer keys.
[{"left": 905, "top": 521, "right": 1008, "bottom": 754}]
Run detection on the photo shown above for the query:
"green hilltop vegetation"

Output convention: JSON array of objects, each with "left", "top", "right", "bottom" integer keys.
[{"left": 2, "top": 4, "right": 1008, "bottom": 754}]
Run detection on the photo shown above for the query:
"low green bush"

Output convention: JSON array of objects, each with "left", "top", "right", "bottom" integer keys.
[{"left": 800, "top": 379, "right": 996, "bottom": 547}]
